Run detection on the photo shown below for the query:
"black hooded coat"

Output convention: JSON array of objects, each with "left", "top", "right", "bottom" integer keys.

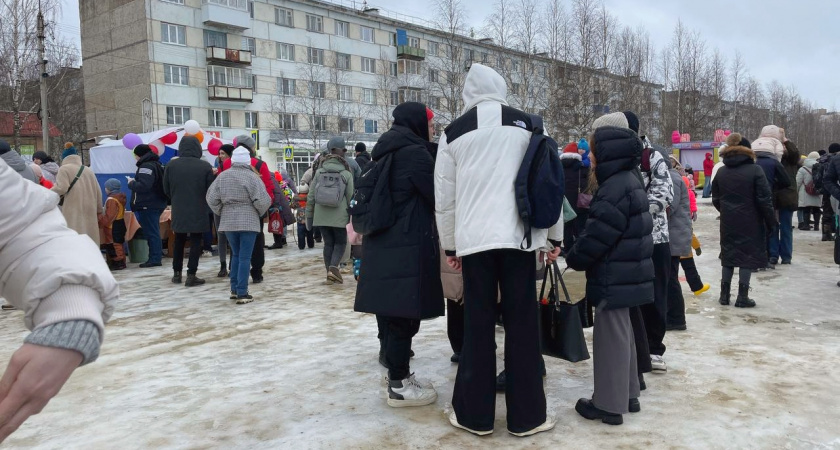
[
  {"left": 354, "top": 102, "right": 444, "bottom": 320},
  {"left": 163, "top": 137, "right": 215, "bottom": 233}
]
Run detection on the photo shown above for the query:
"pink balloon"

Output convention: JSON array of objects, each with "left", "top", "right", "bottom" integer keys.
[
  {"left": 207, "top": 138, "right": 222, "bottom": 156},
  {"left": 232, "top": 136, "right": 238, "bottom": 148}
]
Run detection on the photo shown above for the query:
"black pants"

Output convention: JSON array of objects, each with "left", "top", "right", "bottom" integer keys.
[
  {"left": 823, "top": 195, "right": 835, "bottom": 236},
  {"left": 453, "top": 249, "right": 545, "bottom": 434},
  {"left": 250, "top": 220, "right": 264, "bottom": 280},
  {"left": 320, "top": 226, "right": 347, "bottom": 269},
  {"left": 172, "top": 232, "right": 203, "bottom": 275},
  {"left": 800, "top": 206, "right": 822, "bottom": 229},
  {"left": 722, "top": 266, "right": 752, "bottom": 285},
  {"left": 641, "top": 242, "right": 671, "bottom": 356},
  {"left": 297, "top": 223, "right": 314, "bottom": 249},
  {"left": 680, "top": 257, "right": 704, "bottom": 292},
  {"left": 313, "top": 227, "right": 322, "bottom": 242},
  {"left": 447, "top": 299, "right": 464, "bottom": 355},
  {"left": 376, "top": 315, "right": 420, "bottom": 381},
  {"left": 666, "top": 256, "right": 686, "bottom": 327}
]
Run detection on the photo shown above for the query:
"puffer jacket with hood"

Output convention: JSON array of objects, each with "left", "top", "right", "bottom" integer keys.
[
  {"left": 752, "top": 125, "right": 785, "bottom": 162},
  {"left": 163, "top": 136, "right": 215, "bottom": 233},
  {"left": 434, "top": 63, "right": 563, "bottom": 256},
  {"left": 0, "top": 141, "right": 37, "bottom": 183},
  {"left": 41, "top": 162, "right": 60, "bottom": 183},
  {"left": 642, "top": 144, "right": 674, "bottom": 245},
  {"left": 796, "top": 156, "right": 821, "bottom": 208}
]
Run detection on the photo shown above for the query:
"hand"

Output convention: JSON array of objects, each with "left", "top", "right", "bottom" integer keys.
[
  {"left": 126, "top": 177, "right": 134, "bottom": 184},
  {"left": 544, "top": 247, "right": 562, "bottom": 263},
  {"left": 446, "top": 256, "right": 462, "bottom": 272},
  {"left": 695, "top": 247, "right": 702, "bottom": 256},
  {"left": 0, "top": 344, "right": 82, "bottom": 443}
]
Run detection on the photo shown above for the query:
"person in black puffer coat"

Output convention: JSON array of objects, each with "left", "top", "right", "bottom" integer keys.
[
  {"left": 354, "top": 102, "right": 444, "bottom": 407},
  {"left": 712, "top": 133, "right": 776, "bottom": 307},
  {"left": 128, "top": 144, "right": 168, "bottom": 267},
  {"left": 566, "top": 119, "right": 654, "bottom": 426}
]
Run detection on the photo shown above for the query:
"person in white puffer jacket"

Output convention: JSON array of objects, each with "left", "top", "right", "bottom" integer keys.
[
  {"left": 0, "top": 157, "right": 119, "bottom": 443},
  {"left": 434, "top": 63, "right": 561, "bottom": 438}
]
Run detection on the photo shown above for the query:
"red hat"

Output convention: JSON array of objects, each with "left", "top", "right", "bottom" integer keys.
[
  {"left": 426, "top": 107, "right": 434, "bottom": 121},
  {"left": 563, "top": 142, "right": 578, "bottom": 154}
]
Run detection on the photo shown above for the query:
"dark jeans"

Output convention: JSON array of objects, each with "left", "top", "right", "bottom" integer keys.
[
  {"left": 172, "top": 232, "right": 203, "bottom": 275},
  {"left": 214, "top": 214, "right": 228, "bottom": 267},
  {"left": 702, "top": 180, "right": 712, "bottom": 198},
  {"left": 376, "top": 315, "right": 420, "bottom": 381},
  {"left": 250, "top": 220, "right": 265, "bottom": 280},
  {"left": 453, "top": 249, "right": 545, "bottom": 434},
  {"left": 297, "top": 223, "right": 314, "bottom": 249},
  {"left": 641, "top": 242, "right": 671, "bottom": 356},
  {"left": 822, "top": 195, "right": 835, "bottom": 236},
  {"left": 227, "top": 231, "right": 257, "bottom": 295},
  {"left": 447, "top": 299, "right": 464, "bottom": 354},
  {"left": 769, "top": 208, "right": 794, "bottom": 262},
  {"left": 135, "top": 208, "right": 163, "bottom": 264},
  {"left": 313, "top": 227, "right": 322, "bottom": 242},
  {"left": 666, "top": 256, "right": 686, "bottom": 327},
  {"left": 722, "top": 266, "right": 752, "bottom": 286},
  {"left": 800, "top": 206, "right": 822, "bottom": 228},
  {"left": 319, "top": 226, "right": 347, "bottom": 269},
  {"left": 680, "top": 257, "right": 704, "bottom": 292}
]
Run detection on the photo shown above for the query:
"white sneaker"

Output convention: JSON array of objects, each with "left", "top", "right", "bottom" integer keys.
[
  {"left": 383, "top": 374, "right": 433, "bottom": 389},
  {"left": 651, "top": 355, "right": 667, "bottom": 373},
  {"left": 509, "top": 415, "right": 556, "bottom": 437},
  {"left": 387, "top": 373, "right": 437, "bottom": 407},
  {"left": 449, "top": 411, "right": 493, "bottom": 436}
]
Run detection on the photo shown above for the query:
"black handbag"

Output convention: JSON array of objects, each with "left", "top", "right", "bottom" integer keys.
[{"left": 538, "top": 262, "right": 590, "bottom": 363}]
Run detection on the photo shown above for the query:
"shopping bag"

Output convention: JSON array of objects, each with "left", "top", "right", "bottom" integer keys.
[
  {"left": 267, "top": 207, "right": 283, "bottom": 234},
  {"left": 539, "top": 262, "right": 590, "bottom": 362}
]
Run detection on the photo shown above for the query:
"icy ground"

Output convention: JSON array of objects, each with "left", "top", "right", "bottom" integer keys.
[{"left": 2, "top": 198, "right": 840, "bottom": 449}]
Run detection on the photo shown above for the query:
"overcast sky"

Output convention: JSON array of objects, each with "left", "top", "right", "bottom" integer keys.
[{"left": 57, "top": 0, "right": 839, "bottom": 109}]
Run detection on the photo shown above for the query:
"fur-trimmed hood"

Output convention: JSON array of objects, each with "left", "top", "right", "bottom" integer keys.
[
  {"left": 560, "top": 152, "right": 582, "bottom": 161},
  {"left": 722, "top": 145, "right": 756, "bottom": 167}
]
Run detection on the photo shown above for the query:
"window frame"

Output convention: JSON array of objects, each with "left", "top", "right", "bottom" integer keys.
[
  {"left": 338, "top": 85, "right": 353, "bottom": 102},
  {"left": 279, "top": 113, "right": 297, "bottom": 130},
  {"left": 275, "top": 7, "right": 293, "bottom": 27},
  {"left": 335, "top": 20, "right": 349, "bottom": 37},
  {"left": 305, "top": 14, "right": 323, "bottom": 32},
  {"left": 166, "top": 106, "right": 190, "bottom": 125},
  {"left": 360, "top": 26, "right": 375, "bottom": 43},
  {"left": 309, "top": 81, "right": 326, "bottom": 99},
  {"left": 427, "top": 41, "right": 439, "bottom": 56},
  {"left": 203, "top": 29, "right": 227, "bottom": 48},
  {"left": 307, "top": 47, "right": 324, "bottom": 65},
  {"left": 161, "top": 23, "right": 186, "bottom": 46},
  {"left": 208, "top": 109, "right": 231, "bottom": 128},
  {"left": 428, "top": 68, "right": 439, "bottom": 83},
  {"left": 336, "top": 52, "right": 351, "bottom": 70},
  {"left": 244, "top": 111, "right": 258, "bottom": 129},
  {"left": 312, "top": 115, "right": 327, "bottom": 132},
  {"left": 364, "top": 119, "right": 378, "bottom": 134},
  {"left": 361, "top": 57, "right": 376, "bottom": 74},
  {"left": 163, "top": 64, "right": 189, "bottom": 86},
  {"left": 389, "top": 91, "right": 399, "bottom": 106},
  {"left": 277, "top": 42, "right": 295, "bottom": 61},
  {"left": 339, "top": 117, "right": 354, "bottom": 133},
  {"left": 242, "top": 37, "right": 256, "bottom": 55},
  {"left": 278, "top": 77, "right": 296, "bottom": 96},
  {"left": 362, "top": 88, "right": 376, "bottom": 105}
]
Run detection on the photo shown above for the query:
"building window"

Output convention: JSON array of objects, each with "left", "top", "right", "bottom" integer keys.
[
  {"left": 278, "top": 77, "right": 295, "bottom": 96},
  {"left": 388, "top": 32, "right": 397, "bottom": 46},
  {"left": 204, "top": 30, "right": 227, "bottom": 48},
  {"left": 248, "top": 1, "right": 254, "bottom": 18},
  {"left": 338, "top": 85, "right": 353, "bottom": 102},
  {"left": 279, "top": 113, "right": 297, "bottom": 130},
  {"left": 481, "top": 52, "right": 488, "bottom": 63},
  {"left": 428, "top": 41, "right": 439, "bottom": 56},
  {"left": 307, "top": 47, "right": 324, "bottom": 65},
  {"left": 362, "top": 88, "right": 376, "bottom": 105},
  {"left": 306, "top": 14, "right": 323, "bottom": 32},
  {"left": 336, "top": 53, "right": 351, "bottom": 70},
  {"left": 207, "top": 66, "right": 253, "bottom": 88},
  {"left": 398, "top": 59, "right": 421, "bottom": 75},
  {"left": 399, "top": 88, "right": 422, "bottom": 103},
  {"left": 275, "top": 7, "right": 293, "bottom": 27},
  {"left": 164, "top": 64, "right": 189, "bottom": 86},
  {"left": 335, "top": 20, "right": 349, "bottom": 37},
  {"left": 428, "top": 69, "right": 439, "bottom": 83},
  {"left": 161, "top": 23, "right": 185, "bottom": 46},
  {"left": 361, "top": 57, "right": 375, "bottom": 74},
  {"left": 364, "top": 119, "right": 378, "bottom": 134},
  {"left": 390, "top": 91, "right": 399, "bottom": 106},
  {"left": 390, "top": 62, "right": 398, "bottom": 77},
  {"left": 245, "top": 111, "right": 258, "bottom": 129},
  {"left": 361, "top": 26, "right": 374, "bottom": 43},
  {"left": 409, "top": 37, "right": 420, "bottom": 48},
  {"left": 166, "top": 106, "right": 190, "bottom": 125},
  {"left": 312, "top": 115, "right": 327, "bottom": 131},
  {"left": 242, "top": 37, "right": 256, "bottom": 55},
  {"left": 339, "top": 117, "right": 354, "bottom": 133},
  {"left": 208, "top": 109, "right": 231, "bottom": 128},
  {"left": 277, "top": 43, "right": 294, "bottom": 61},
  {"left": 464, "top": 49, "right": 474, "bottom": 62},
  {"left": 309, "top": 81, "right": 326, "bottom": 98},
  {"left": 161, "top": 0, "right": 184, "bottom": 4}
]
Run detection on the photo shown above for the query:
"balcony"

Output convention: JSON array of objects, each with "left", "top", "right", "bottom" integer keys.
[
  {"left": 201, "top": 0, "right": 250, "bottom": 30},
  {"left": 396, "top": 45, "right": 425, "bottom": 60},
  {"left": 208, "top": 86, "right": 253, "bottom": 102},
  {"left": 206, "top": 47, "right": 252, "bottom": 65}
]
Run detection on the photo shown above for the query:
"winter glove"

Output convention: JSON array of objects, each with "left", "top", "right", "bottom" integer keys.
[
  {"left": 695, "top": 247, "right": 702, "bottom": 256},
  {"left": 306, "top": 217, "right": 313, "bottom": 231}
]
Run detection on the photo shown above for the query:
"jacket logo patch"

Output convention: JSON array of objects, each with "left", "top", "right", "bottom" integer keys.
[
  {"left": 138, "top": 168, "right": 153, "bottom": 175},
  {"left": 513, "top": 120, "right": 527, "bottom": 129}
]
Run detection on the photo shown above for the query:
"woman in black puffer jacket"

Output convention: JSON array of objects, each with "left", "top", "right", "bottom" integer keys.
[{"left": 566, "top": 115, "right": 655, "bottom": 426}]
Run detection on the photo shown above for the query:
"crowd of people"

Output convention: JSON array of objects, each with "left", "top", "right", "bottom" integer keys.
[{"left": 2, "top": 61, "right": 840, "bottom": 441}]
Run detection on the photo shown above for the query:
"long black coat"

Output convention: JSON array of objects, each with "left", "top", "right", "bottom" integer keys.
[
  {"left": 354, "top": 102, "right": 444, "bottom": 320},
  {"left": 561, "top": 153, "right": 583, "bottom": 211},
  {"left": 163, "top": 137, "right": 214, "bottom": 233},
  {"left": 566, "top": 126, "right": 655, "bottom": 310},
  {"left": 712, "top": 145, "right": 776, "bottom": 270}
]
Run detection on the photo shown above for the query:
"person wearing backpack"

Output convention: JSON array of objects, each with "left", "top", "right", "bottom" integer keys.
[
  {"left": 306, "top": 137, "right": 354, "bottom": 284},
  {"left": 797, "top": 152, "right": 822, "bottom": 230},
  {"left": 128, "top": 144, "right": 167, "bottom": 267},
  {"left": 435, "top": 64, "right": 562, "bottom": 437},
  {"left": 818, "top": 144, "right": 840, "bottom": 241}
]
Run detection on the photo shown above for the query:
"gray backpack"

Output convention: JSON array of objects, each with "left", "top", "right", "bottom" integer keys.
[{"left": 313, "top": 170, "right": 347, "bottom": 207}]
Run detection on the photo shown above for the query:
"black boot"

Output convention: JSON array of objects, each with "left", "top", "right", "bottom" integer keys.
[
  {"left": 185, "top": 274, "right": 206, "bottom": 287},
  {"left": 172, "top": 271, "right": 182, "bottom": 284},
  {"left": 734, "top": 283, "right": 756, "bottom": 308},
  {"left": 575, "top": 398, "right": 623, "bottom": 425},
  {"left": 217, "top": 262, "right": 228, "bottom": 278},
  {"left": 719, "top": 281, "right": 731, "bottom": 306}
]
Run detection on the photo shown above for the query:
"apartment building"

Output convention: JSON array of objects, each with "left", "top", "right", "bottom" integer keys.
[{"left": 80, "top": 0, "right": 660, "bottom": 170}]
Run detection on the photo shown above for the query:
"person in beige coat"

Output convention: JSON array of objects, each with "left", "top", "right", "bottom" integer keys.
[{"left": 51, "top": 147, "right": 103, "bottom": 246}]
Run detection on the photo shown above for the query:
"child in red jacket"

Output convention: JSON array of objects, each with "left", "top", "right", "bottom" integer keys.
[{"left": 98, "top": 178, "right": 127, "bottom": 270}]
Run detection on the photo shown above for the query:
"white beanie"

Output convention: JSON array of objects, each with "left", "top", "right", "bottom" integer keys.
[
  {"left": 592, "top": 112, "right": 629, "bottom": 131},
  {"left": 232, "top": 148, "right": 251, "bottom": 165},
  {"left": 807, "top": 151, "right": 820, "bottom": 159}
]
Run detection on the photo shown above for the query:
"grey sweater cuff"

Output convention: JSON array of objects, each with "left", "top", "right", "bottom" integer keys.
[{"left": 24, "top": 320, "right": 102, "bottom": 365}]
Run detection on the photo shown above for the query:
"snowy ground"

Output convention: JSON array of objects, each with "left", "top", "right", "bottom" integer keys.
[{"left": 2, "top": 198, "right": 840, "bottom": 449}]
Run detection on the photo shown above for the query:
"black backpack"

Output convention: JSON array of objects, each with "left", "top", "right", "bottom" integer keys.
[
  {"left": 349, "top": 153, "right": 396, "bottom": 236},
  {"left": 514, "top": 115, "right": 565, "bottom": 248},
  {"left": 813, "top": 155, "right": 829, "bottom": 195}
]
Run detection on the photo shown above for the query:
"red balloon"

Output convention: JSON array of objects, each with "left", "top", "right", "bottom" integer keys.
[
  {"left": 149, "top": 140, "right": 163, "bottom": 155},
  {"left": 207, "top": 138, "right": 222, "bottom": 156},
  {"left": 160, "top": 132, "right": 177, "bottom": 145}
]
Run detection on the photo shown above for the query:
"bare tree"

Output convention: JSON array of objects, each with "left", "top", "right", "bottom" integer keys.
[{"left": 428, "top": 0, "right": 469, "bottom": 125}]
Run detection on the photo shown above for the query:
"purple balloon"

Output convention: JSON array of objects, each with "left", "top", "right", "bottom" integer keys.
[{"left": 123, "top": 133, "right": 143, "bottom": 150}]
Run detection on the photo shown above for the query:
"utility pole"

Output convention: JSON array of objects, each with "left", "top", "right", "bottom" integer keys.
[{"left": 37, "top": 2, "right": 50, "bottom": 152}]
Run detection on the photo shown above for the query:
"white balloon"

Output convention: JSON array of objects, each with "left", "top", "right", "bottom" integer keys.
[{"left": 184, "top": 119, "right": 201, "bottom": 135}]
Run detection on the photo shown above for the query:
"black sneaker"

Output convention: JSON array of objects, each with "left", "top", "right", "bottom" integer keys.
[
  {"left": 575, "top": 398, "right": 623, "bottom": 425},
  {"left": 139, "top": 262, "right": 162, "bottom": 268},
  {"left": 666, "top": 322, "right": 687, "bottom": 331},
  {"left": 235, "top": 294, "right": 254, "bottom": 304},
  {"left": 252, "top": 276, "right": 263, "bottom": 284},
  {"left": 629, "top": 398, "right": 641, "bottom": 413}
]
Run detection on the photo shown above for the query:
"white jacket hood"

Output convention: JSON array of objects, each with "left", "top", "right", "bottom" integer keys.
[
  {"left": 752, "top": 125, "right": 784, "bottom": 161},
  {"left": 462, "top": 63, "right": 508, "bottom": 113}
]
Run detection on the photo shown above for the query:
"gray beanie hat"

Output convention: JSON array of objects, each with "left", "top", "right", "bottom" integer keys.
[
  {"left": 327, "top": 136, "right": 346, "bottom": 152},
  {"left": 592, "top": 112, "right": 629, "bottom": 131},
  {"left": 105, "top": 178, "right": 122, "bottom": 194},
  {"left": 235, "top": 134, "right": 256, "bottom": 152}
]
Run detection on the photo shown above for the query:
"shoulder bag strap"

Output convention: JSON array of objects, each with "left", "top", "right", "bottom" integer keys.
[
  {"left": 553, "top": 261, "right": 572, "bottom": 308},
  {"left": 59, "top": 166, "right": 85, "bottom": 206}
]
